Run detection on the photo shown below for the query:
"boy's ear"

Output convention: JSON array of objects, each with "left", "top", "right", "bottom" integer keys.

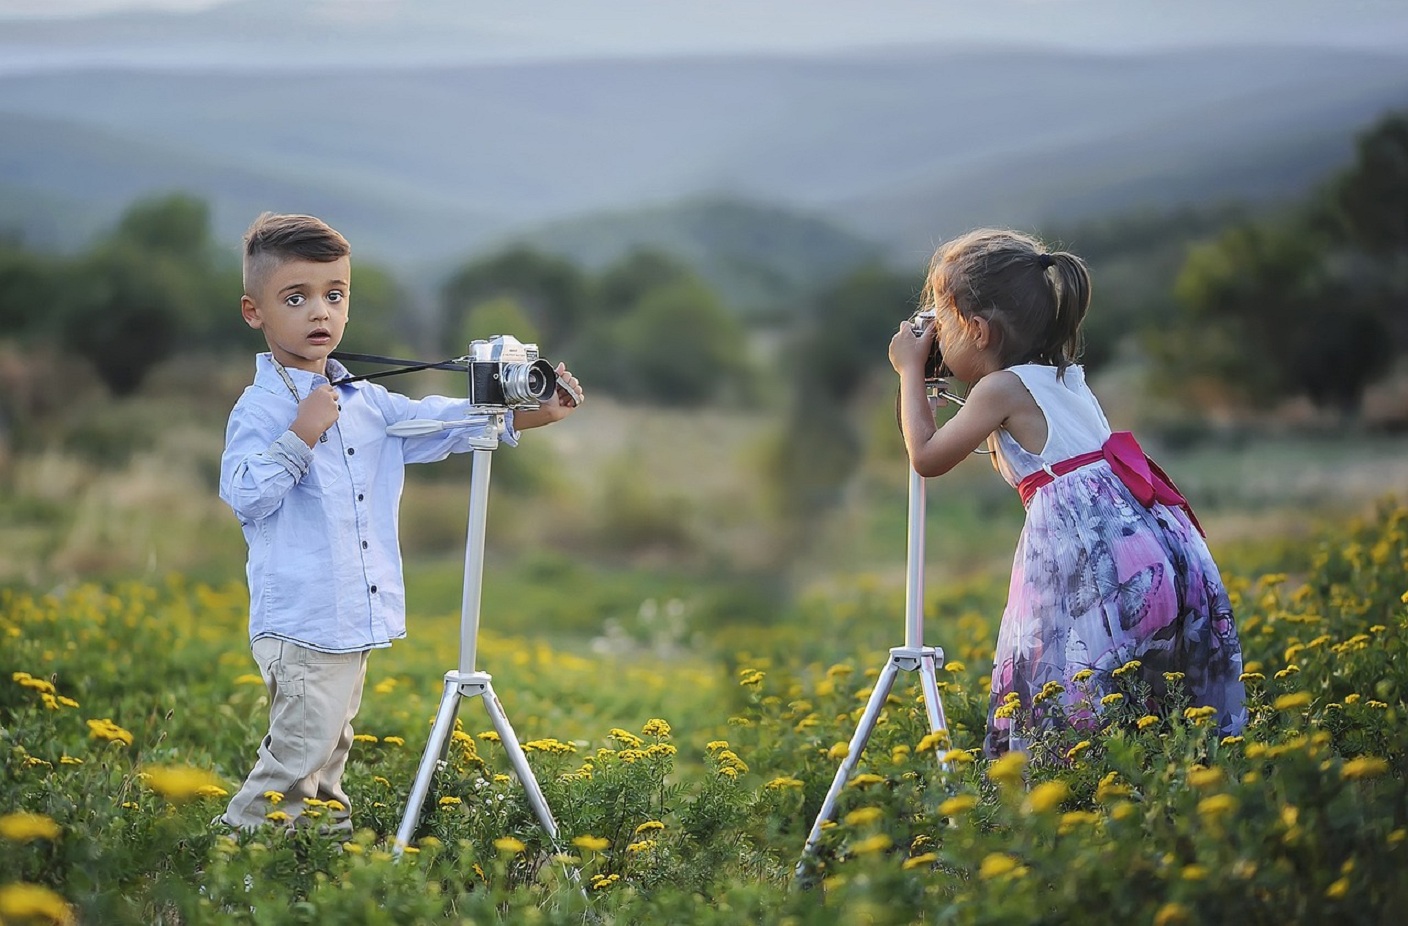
[{"left": 240, "top": 295, "right": 263, "bottom": 330}]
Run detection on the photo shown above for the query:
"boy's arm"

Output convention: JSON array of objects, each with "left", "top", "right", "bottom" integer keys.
[
  {"left": 377, "top": 390, "right": 520, "bottom": 465},
  {"left": 220, "top": 404, "right": 314, "bottom": 522}
]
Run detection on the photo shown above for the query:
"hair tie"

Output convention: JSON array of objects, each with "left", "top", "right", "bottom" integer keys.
[{"left": 1038, "top": 253, "right": 1055, "bottom": 270}]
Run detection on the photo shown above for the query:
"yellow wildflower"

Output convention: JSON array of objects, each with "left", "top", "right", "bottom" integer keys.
[
  {"left": 940, "top": 794, "right": 978, "bottom": 817},
  {"left": 1058, "top": 810, "right": 1100, "bottom": 835},
  {"left": 1197, "top": 794, "right": 1237, "bottom": 818},
  {"left": 382, "top": 736, "right": 405, "bottom": 746},
  {"left": 1187, "top": 767, "right": 1223, "bottom": 789},
  {"left": 1022, "top": 780, "right": 1069, "bottom": 815},
  {"left": 0, "top": 812, "right": 61, "bottom": 843},
  {"left": 1342, "top": 757, "right": 1389, "bottom": 780},
  {"left": 641, "top": 718, "right": 671, "bottom": 737},
  {"left": 494, "top": 837, "right": 526, "bottom": 854},
  {"left": 1112, "top": 659, "right": 1141, "bottom": 678},
  {"left": 903, "top": 852, "right": 937, "bottom": 870},
  {"left": 143, "top": 765, "right": 226, "bottom": 803},
  {"left": 634, "top": 820, "right": 665, "bottom": 835},
  {"left": 86, "top": 718, "right": 134, "bottom": 746},
  {"left": 0, "top": 883, "right": 74, "bottom": 926},
  {"left": 848, "top": 773, "right": 884, "bottom": 788},
  {"left": 1137, "top": 715, "right": 1159, "bottom": 731},
  {"left": 1274, "top": 692, "right": 1312, "bottom": 711},
  {"left": 850, "top": 833, "right": 891, "bottom": 855},
  {"left": 844, "top": 807, "right": 884, "bottom": 827},
  {"left": 978, "top": 853, "right": 1020, "bottom": 879},
  {"left": 918, "top": 731, "right": 950, "bottom": 752},
  {"left": 573, "top": 835, "right": 610, "bottom": 853},
  {"left": 438, "top": 796, "right": 462, "bottom": 807},
  {"left": 987, "top": 751, "right": 1027, "bottom": 787},
  {"left": 766, "top": 777, "right": 804, "bottom": 790}
]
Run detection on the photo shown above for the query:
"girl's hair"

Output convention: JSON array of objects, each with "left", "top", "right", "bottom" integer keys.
[{"left": 922, "top": 228, "right": 1092, "bottom": 375}]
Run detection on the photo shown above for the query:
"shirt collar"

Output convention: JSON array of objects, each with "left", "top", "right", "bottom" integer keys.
[{"left": 254, "top": 353, "right": 354, "bottom": 394}]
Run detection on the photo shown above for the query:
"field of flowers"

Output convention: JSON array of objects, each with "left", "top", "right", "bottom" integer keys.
[{"left": 2, "top": 499, "right": 1406, "bottom": 925}]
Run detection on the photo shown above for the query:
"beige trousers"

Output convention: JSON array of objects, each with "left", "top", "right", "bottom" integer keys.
[{"left": 222, "top": 637, "right": 369, "bottom": 832}]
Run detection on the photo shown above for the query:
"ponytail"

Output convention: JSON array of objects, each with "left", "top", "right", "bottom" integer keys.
[
  {"left": 1042, "top": 251, "right": 1091, "bottom": 375},
  {"left": 926, "top": 229, "right": 1094, "bottom": 376}
]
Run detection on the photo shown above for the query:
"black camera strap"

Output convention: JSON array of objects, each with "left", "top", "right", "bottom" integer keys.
[{"left": 328, "top": 351, "right": 468, "bottom": 386}]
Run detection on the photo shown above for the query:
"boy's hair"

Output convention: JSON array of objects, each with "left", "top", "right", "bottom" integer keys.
[
  {"left": 242, "top": 212, "right": 351, "bottom": 295},
  {"left": 923, "top": 228, "right": 1091, "bottom": 375}
]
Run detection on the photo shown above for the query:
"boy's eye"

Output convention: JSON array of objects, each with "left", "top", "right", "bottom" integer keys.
[
  {"left": 285, "top": 293, "right": 305, "bottom": 307},
  {"left": 327, "top": 291, "right": 345, "bottom": 304}
]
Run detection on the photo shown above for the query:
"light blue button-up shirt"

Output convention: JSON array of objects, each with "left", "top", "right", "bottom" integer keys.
[{"left": 220, "top": 354, "right": 516, "bottom": 653}]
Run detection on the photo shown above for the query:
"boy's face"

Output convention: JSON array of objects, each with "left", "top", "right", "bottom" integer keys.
[{"left": 241, "top": 256, "right": 351, "bottom": 375}]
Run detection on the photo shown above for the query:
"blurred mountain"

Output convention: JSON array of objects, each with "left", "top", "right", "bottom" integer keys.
[
  {"left": 503, "top": 198, "right": 880, "bottom": 314},
  {"left": 1, "top": 41, "right": 1406, "bottom": 286}
]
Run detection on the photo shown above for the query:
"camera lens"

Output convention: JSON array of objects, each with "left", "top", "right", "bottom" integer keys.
[{"left": 500, "top": 359, "right": 557, "bottom": 404}]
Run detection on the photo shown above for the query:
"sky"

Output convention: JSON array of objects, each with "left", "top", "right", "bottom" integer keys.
[{"left": 3, "top": 0, "right": 1408, "bottom": 65}]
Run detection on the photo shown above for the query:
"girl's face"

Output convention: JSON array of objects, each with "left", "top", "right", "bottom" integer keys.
[{"left": 932, "top": 299, "right": 985, "bottom": 383}]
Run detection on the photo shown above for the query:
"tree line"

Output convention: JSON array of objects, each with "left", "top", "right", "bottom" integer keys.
[{"left": 1, "top": 108, "right": 1404, "bottom": 430}]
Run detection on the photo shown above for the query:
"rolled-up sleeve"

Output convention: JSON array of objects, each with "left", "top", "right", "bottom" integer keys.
[
  {"left": 221, "top": 408, "right": 313, "bottom": 523},
  {"left": 378, "top": 391, "right": 518, "bottom": 464}
]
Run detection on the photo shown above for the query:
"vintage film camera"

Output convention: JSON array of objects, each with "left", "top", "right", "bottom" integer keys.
[
  {"left": 908, "top": 308, "right": 946, "bottom": 382},
  {"left": 466, "top": 335, "right": 560, "bottom": 408}
]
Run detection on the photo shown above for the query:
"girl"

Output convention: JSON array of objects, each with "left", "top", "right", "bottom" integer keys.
[{"left": 889, "top": 228, "right": 1245, "bottom": 757}]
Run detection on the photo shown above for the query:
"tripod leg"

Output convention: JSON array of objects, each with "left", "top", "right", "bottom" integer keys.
[
  {"left": 796, "top": 656, "right": 901, "bottom": 876},
  {"left": 917, "top": 652, "right": 950, "bottom": 761},
  {"left": 480, "top": 680, "right": 562, "bottom": 843},
  {"left": 394, "top": 677, "right": 462, "bottom": 856}
]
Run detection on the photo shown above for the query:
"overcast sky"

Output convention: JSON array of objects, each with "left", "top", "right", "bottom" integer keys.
[{"left": 3, "top": 0, "right": 1408, "bottom": 63}]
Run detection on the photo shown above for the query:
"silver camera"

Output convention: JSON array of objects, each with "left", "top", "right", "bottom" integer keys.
[
  {"left": 907, "top": 307, "right": 945, "bottom": 381},
  {"left": 465, "top": 335, "right": 557, "bottom": 408}
]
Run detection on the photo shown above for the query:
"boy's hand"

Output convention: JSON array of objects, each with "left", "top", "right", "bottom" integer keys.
[
  {"left": 889, "top": 320, "right": 934, "bottom": 375},
  {"left": 291, "top": 385, "right": 340, "bottom": 447},
  {"left": 514, "top": 363, "right": 583, "bottom": 429},
  {"left": 553, "top": 363, "right": 584, "bottom": 409}
]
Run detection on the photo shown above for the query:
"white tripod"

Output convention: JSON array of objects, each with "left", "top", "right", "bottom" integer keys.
[
  {"left": 386, "top": 411, "right": 565, "bottom": 858},
  {"left": 795, "top": 461, "right": 952, "bottom": 877}
]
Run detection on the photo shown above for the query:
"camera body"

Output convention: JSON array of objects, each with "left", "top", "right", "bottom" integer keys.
[
  {"left": 908, "top": 308, "right": 946, "bottom": 381},
  {"left": 465, "top": 335, "right": 557, "bottom": 408}
]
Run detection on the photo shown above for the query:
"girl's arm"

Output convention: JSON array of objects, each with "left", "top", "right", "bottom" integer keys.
[{"left": 896, "top": 371, "right": 1025, "bottom": 478}]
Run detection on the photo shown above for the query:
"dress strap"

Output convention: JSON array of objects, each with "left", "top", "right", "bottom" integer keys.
[{"left": 1017, "top": 432, "right": 1204, "bottom": 536}]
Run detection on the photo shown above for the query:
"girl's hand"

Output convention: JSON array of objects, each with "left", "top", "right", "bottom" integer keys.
[{"left": 889, "top": 321, "right": 934, "bottom": 374}]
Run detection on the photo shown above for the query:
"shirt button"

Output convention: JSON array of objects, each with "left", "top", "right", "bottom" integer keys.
[
  {"left": 357, "top": 494, "right": 364, "bottom": 501},
  {"left": 369, "top": 585, "right": 378, "bottom": 594},
  {"left": 362, "top": 541, "right": 369, "bottom": 549},
  {"left": 347, "top": 447, "right": 356, "bottom": 455}
]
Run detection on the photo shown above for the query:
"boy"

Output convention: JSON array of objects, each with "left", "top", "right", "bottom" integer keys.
[{"left": 218, "top": 212, "right": 582, "bottom": 832}]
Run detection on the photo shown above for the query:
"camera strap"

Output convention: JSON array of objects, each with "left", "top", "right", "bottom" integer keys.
[{"left": 328, "top": 351, "right": 468, "bottom": 386}]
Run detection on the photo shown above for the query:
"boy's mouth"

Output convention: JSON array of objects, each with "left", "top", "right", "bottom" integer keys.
[{"left": 308, "top": 328, "right": 332, "bottom": 344}]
